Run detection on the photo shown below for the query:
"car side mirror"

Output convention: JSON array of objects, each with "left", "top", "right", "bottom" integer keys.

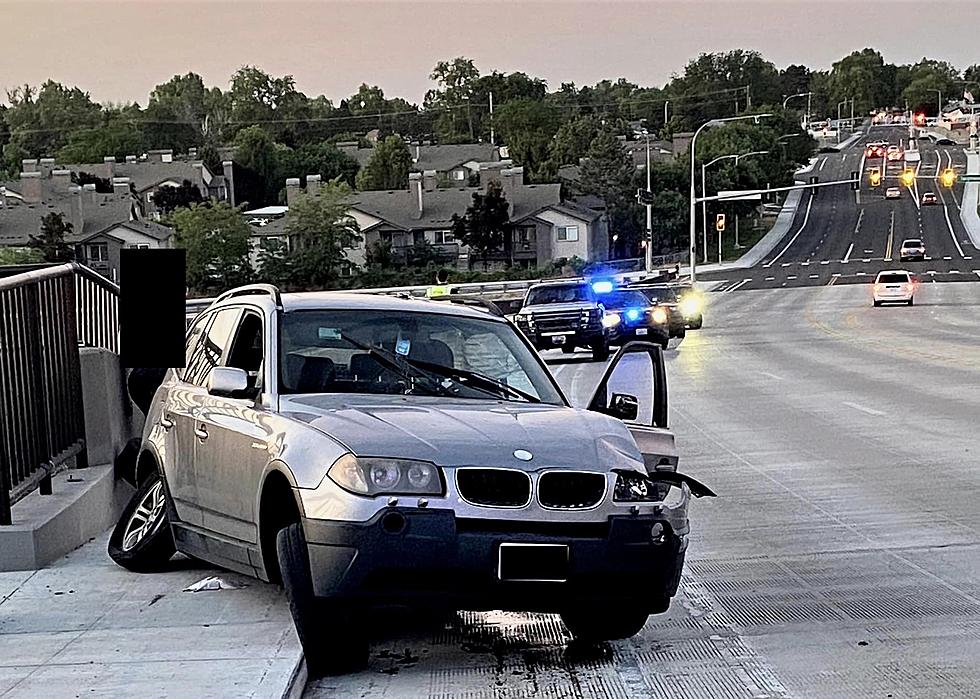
[
  {"left": 609, "top": 393, "right": 639, "bottom": 421},
  {"left": 207, "top": 366, "right": 250, "bottom": 398}
]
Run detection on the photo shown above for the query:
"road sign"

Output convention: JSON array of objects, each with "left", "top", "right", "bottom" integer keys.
[
  {"left": 716, "top": 189, "right": 762, "bottom": 201},
  {"left": 716, "top": 214, "right": 726, "bottom": 232},
  {"left": 636, "top": 188, "right": 654, "bottom": 205},
  {"left": 960, "top": 174, "right": 980, "bottom": 182}
]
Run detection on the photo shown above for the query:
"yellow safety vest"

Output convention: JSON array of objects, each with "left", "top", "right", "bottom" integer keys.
[{"left": 426, "top": 284, "right": 451, "bottom": 298}]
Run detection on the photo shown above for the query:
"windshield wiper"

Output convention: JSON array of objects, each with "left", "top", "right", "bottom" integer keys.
[
  {"left": 340, "top": 334, "right": 451, "bottom": 397},
  {"left": 404, "top": 358, "right": 541, "bottom": 403}
]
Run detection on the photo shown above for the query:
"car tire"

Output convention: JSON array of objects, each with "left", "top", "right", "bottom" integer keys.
[
  {"left": 560, "top": 608, "right": 649, "bottom": 642},
  {"left": 277, "top": 523, "right": 368, "bottom": 677},
  {"left": 591, "top": 339, "right": 610, "bottom": 362},
  {"left": 676, "top": 327, "right": 686, "bottom": 340},
  {"left": 561, "top": 345, "right": 576, "bottom": 355},
  {"left": 908, "top": 298, "right": 914, "bottom": 306},
  {"left": 107, "top": 471, "right": 176, "bottom": 573},
  {"left": 689, "top": 317, "right": 703, "bottom": 330},
  {"left": 661, "top": 338, "right": 670, "bottom": 350},
  {"left": 873, "top": 300, "right": 881, "bottom": 307}
]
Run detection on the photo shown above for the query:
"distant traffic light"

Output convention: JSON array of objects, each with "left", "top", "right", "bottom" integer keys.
[
  {"left": 716, "top": 213, "right": 726, "bottom": 232},
  {"left": 941, "top": 168, "right": 957, "bottom": 188},
  {"left": 901, "top": 168, "right": 916, "bottom": 187},
  {"left": 914, "top": 112, "right": 926, "bottom": 126},
  {"left": 869, "top": 169, "right": 882, "bottom": 187}
]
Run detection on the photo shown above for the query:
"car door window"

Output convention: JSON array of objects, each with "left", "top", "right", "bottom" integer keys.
[
  {"left": 185, "top": 308, "right": 242, "bottom": 387},
  {"left": 179, "top": 314, "right": 211, "bottom": 381},
  {"left": 224, "top": 311, "right": 264, "bottom": 392}
]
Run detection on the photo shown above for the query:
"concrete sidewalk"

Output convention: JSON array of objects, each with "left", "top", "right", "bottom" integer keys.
[{"left": 0, "top": 531, "right": 303, "bottom": 698}]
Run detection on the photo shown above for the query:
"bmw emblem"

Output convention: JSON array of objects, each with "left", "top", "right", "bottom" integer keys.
[{"left": 513, "top": 449, "right": 533, "bottom": 461}]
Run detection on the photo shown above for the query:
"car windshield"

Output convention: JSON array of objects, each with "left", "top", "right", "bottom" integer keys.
[
  {"left": 602, "top": 291, "right": 651, "bottom": 310},
  {"left": 278, "top": 309, "right": 564, "bottom": 404},
  {"left": 637, "top": 287, "right": 678, "bottom": 303},
  {"left": 903, "top": 240, "right": 922, "bottom": 247},
  {"left": 878, "top": 274, "right": 910, "bottom": 283},
  {"left": 525, "top": 284, "right": 589, "bottom": 305}
]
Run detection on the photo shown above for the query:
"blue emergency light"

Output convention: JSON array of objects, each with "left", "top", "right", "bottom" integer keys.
[{"left": 591, "top": 280, "right": 614, "bottom": 294}]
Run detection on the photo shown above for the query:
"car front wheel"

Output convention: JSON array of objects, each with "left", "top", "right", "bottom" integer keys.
[
  {"left": 561, "top": 608, "right": 649, "bottom": 642},
  {"left": 591, "top": 338, "right": 610, "bottom": 362},
  {"left": 277, "top": 523, "right": 368, "bottom": 677},
  {"left": 107, "top": 472, "right": 176, "bottom": 573}
]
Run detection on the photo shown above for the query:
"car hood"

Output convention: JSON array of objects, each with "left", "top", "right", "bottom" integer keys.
[
  {"left": 520, "top": 302, "right": 593, "bottom": 314},
  {"left": 278, "top": 394, "right": 645, "bottom": 473}
]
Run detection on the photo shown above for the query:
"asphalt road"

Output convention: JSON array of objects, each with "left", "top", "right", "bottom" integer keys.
[
  {"left": 307, "top": 282, "right": 980, "bottom": 698},
  {"left": 702, "top": 126, "right": 980, "bottom": 292}
]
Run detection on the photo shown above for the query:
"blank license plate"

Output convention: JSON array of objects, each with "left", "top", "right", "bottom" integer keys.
[
  {"left": 498, "top": 543, "right": 569, "bottom": 582},
  {"left": 551, "top": 335, "right": 566, "bottom": 345},
  {"left": 636, "top": 328, "right": 648, "bottom": 335}
]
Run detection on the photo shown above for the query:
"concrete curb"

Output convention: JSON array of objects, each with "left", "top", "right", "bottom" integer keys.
[{"left": 960, "top": 152, "right": 980, "bottom": 249}]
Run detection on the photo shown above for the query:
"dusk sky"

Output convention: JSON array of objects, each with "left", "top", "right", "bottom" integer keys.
[{"left": 3, "top": 0, "right": 980, "bottom": 106}]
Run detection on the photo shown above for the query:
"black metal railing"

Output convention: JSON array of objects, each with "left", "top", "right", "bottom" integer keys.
[{"left": 0, "top": 263, "right": 119, "bottom": 525}]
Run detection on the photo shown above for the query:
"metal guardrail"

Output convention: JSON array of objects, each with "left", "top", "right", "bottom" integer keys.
[
  {"left": 185, "top": 254, "right": 687, "bottom": 318},
  {"left": 0, "top": 263, "right": 120, "bottom": 525}
]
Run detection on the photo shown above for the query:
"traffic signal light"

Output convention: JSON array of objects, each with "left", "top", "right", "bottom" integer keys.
[
  {"left": 914, "top": 112, "right": 926, "bottom": 126},
  {"left": 941, "top": 168, "right": 957, "bottom": 188},
  {"left": 809, "top": 175, "right": 818, "bottom": 195},
  {"left": 851, "top": 170, "right": 859, "bottom": 191},
  {"left": 869, "top": 169, "right": 882, "bottom": 187},
  {"left": 901, "top": 168, "right": 915, "bottom": 187},
  {"left": 716, "top": 214, "right": 726, "bottom": 232}
]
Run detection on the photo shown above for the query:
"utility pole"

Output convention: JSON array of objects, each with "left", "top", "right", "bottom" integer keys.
[
  {"left": 645, "top": 132, "right": 653, "bottom": 273},
  {"left": 489, "top": 91, "right": 495, "bottom": 145}
]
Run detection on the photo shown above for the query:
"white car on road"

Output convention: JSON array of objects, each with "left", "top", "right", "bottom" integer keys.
[
  {"left": 885, "top": 187, "right": 902, "bottom": 199},
  {"left": 873, "top": 270, "right": 917, "bottom": 307}
]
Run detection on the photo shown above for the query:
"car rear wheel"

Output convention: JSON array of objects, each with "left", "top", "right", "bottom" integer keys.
[
  {"left": 107, "top": 472, "right": 176, "bottom": 573},
  {"left": 561, "top": 344, "right": 577, "bottom": 354},
  {"left": 591, "top": 338, "right": 610, "bottom": 362},
  {"left": 277, "top": 523, "right": 368, "bottom": 677},
  {"left": 561, "top": 608, "right": 649, "bottom": 642}
]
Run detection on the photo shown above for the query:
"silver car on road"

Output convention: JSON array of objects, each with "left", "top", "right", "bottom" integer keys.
[{"left": 108, "top": 284, "right": 713, "bottom": 676}]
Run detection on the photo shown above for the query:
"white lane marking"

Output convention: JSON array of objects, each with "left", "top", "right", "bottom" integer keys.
[
  {"left": 842, "top": 242, "right": 854, "bottom": 263},
  {"left": 935, "top": 185, "right": 966, "bottom": 258},
  {"left": 759, "top": 371, "right": 783, "bottom": 381},
  {"left": 781, "top": 262, "right": 792, "bottom": 267},
  {"left": 786, "top": 275, "right": 797, "bottom": 280},
  {"left": 801, "top": 261, "right": 810, "bottom": 266},
  {"left": 820, "top": 260, "right": 830, "bottom": 265},
  {"left": 943, "top": 256, "right": 952, "bottom": 260},
  {"left": 723, "top": 278, "right": 753, "bottom": 293},
  {"left": 809, "top": 274, "right": 819, "bottom": 278},
  {"left": 764, "top": 276, "right": 775, "bottom": 281},
  {"left": 862, "top": 258, "right": 871, "bottom": 263},
  {"left": 927, "top": 270, "right": 937, "bottom": 275},
  {"left": 765, "top": 194, "right": 814, "bottom": 267},
  {"left": 884, "top": 210, "right": 895, "bottom": 261},
  {"left": 950, "top": 269, "right": 961, "bottom": 274},
  {"left": 856, "top": 271, "right": 867, "bottom": 276},
  {"left": 843, "top": 401, "right": 885, "bottom": 417},
  {"left": 911, "top": 159, "right": 921, "bottom": 209},
  {"left": 819, "top": 157, "right": 827, "bottom": 171}
]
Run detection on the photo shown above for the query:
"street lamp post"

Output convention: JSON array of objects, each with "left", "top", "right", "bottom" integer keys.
[
  {"left": 701, "top": 150, "right": 768, "bottom": 264},
  {"left": 644, "top": 130, "right": 653, "bottom": 273},
  {"left": 688, "top": 113, "right": 772, "bottom": 283},
  {"left": 929, "top": 88, "right": 943, "bottom": 119},
  {"left": 664, "top": 100, "right": 670, "bottom": 129}
]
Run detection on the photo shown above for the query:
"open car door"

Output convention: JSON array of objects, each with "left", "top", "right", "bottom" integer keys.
[{"left": 585, "top": 341, "right": 714, "bottom": 498}]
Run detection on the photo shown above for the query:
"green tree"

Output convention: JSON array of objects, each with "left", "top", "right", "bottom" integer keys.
[
  {"left": 72, "top": 171, "right": 113, "bottom": 193},
  {"left": 170, "top": 202, "right": 252, "bottom": 292},
  {"left": 450, "top": 181, "right": 512, "bottom": 268},
  {"left": 495, "top": 98, "right": 561, "bottom": 181},
  {"left": 275, "top": 141, "right": 359, "bottom": 197},
  {"left": 425, "top": 57, "right": 481, "bottom": 142},
  {"left": 578, "top": 131, "right": 637, "bottom": 251},
  {"left": 29, "top": 212, "right": 75, "bottom": 262},
  {"left": 0, "top": 247, "right": 44, "bottom": 265},
  {"left": 284, "top": 181, "right": 361, "bottom": 288},
  {"left": 226, "top": 66, "right": 310, "bottom": 146},
  {"left": 255, "top": 237, "right": 294, "bottom": 287},
  {"left": 233, "top": 125, "right": 278, "bottom": 207},
  {"left": 199, "top": 142, "right": 223, "bottom": 174},
  {"left": 827, "top": 49, "right": 896, "bottom": 115},
  {"left": 667, "top": 51, "right": 781, "bottom": 127},
  {"left": 899, "top": 59, "right": 959, "bottom": 114},
  {"left": 355, "top": 135, "right": 412, "bottom": 190},
  {"left": 365, "top": 239, "right": 393, "bottom": 268},
  {"left": 548, "top": 115, "right": 603, "bottom": 168},
  {"left": 58, "top": 110, "right": 143, "bottom": 163},
  {"left": 5, "top": 81, "right": 102, "bottom": 157},
  {"left": 143, "top": 73, "right": 210, "bottom": 151},
  {"left": 152, "top": 180, "right": 205, "bottom": 214}
]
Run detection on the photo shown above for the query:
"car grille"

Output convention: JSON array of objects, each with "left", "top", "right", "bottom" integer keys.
[
  {"left": 456, "top": 469, "right": 531, "bottom": 507},
  {"left": 532, "top": 310, "right": 583, "bottom": 332},
  {"left": 538, "top": 471, "right": 607, "bottom": 509}
]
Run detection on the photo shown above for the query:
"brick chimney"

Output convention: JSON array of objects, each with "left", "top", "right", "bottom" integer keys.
[
  {"left": 408, "top": 172, "right": 423, "bottom": 220},
  {"left": 21, "top": 159, "right": 38, "bottom": 174},
  {"left": 20, "top": 171, "right": 42, "bottom": 204},
  {"left": 69, "top": 185, "right": 85, "bottom": 232},
  {"left": 39, "top": 158, "right": 56, "bottom": 178},
  {"left": 305, "top": 174, "right": 321, "bottom": 196},
  {"left": 112, "top": 177, "right": 131, "bottom": 195},
  {"left": 500, "top": 166, "right": 524, "bottom": 195},
  {"left": 51, "top": 169, "right": 72, "bottom": 193},
  {"left": 422, "top": 169, "right": 438, "bottom": 192},
  {"left": 285, "top": 177, "right": 302, "bottom": 206},
  {"left": 103, "top": 156, "right": 115, "bottom": 181},
  {"left": 82, "top": 183, "right": 98, "bottom": 207},
  {"left": 222, "top": 161, "right": 235, "bottom": 207}
]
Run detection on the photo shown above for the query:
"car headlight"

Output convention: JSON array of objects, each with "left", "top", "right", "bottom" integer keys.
[
  {"left": 651, "top": 307, "right": 668, "bottom": 324},
  {"left": 327, "top": 454, "right": 444, "bottom": 496},
  {"left": 679, "top": 296, "right": 701, "bottom": 318},
  {"left": 613, "top": 470, "right": 670, "bottom": 502},
  {"left": 602, "top": 312, "right": 621, "bottom": 328}
]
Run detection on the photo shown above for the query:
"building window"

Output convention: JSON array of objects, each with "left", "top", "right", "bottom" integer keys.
[
  {"left": 413, "top": 231, "right": 425, "bottom": 246},
  {"left": 340, "top": 262, "right": 353, "bottom": 277},
  {"left": 132, "top": 243, "right": 151, "bottom": 250},
  {"left": 87, "top": 243, "right": 108, "bottom": 262},
  {"left": 557, "top": 225, "right": 579, "bottom": 242},
  {"left": 452, "top": 170, "right": 466, "bottom": 181},
  {"left": 434, "top": 230, "right": 455, "bottom": 244}
]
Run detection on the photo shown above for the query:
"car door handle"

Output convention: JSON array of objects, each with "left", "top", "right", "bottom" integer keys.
[
  {"left": 159, "top": 415, "right": 174, "bottom": 430},
  {"left": 194, "top": 425, "right": 209, "bottom": 440}
]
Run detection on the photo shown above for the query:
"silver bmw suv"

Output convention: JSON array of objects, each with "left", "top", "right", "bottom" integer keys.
[{"left": 108, "top": 284, "right": 713, "bottom": 676}]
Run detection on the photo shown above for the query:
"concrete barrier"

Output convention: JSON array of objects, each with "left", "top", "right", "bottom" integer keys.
[
  {"left": 79, "top": 348, "right": 137, "bottom": 466},
  {"left": 960, "top": 152, "right": 980, "bottom": 249}
]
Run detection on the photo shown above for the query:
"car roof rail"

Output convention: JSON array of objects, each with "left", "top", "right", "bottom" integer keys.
[
  {"left": 213, "top": 283, "right": 283, "bottom": 309},
  {"left": 428, "top": 295, "right": 505, "bottom": 317}
]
